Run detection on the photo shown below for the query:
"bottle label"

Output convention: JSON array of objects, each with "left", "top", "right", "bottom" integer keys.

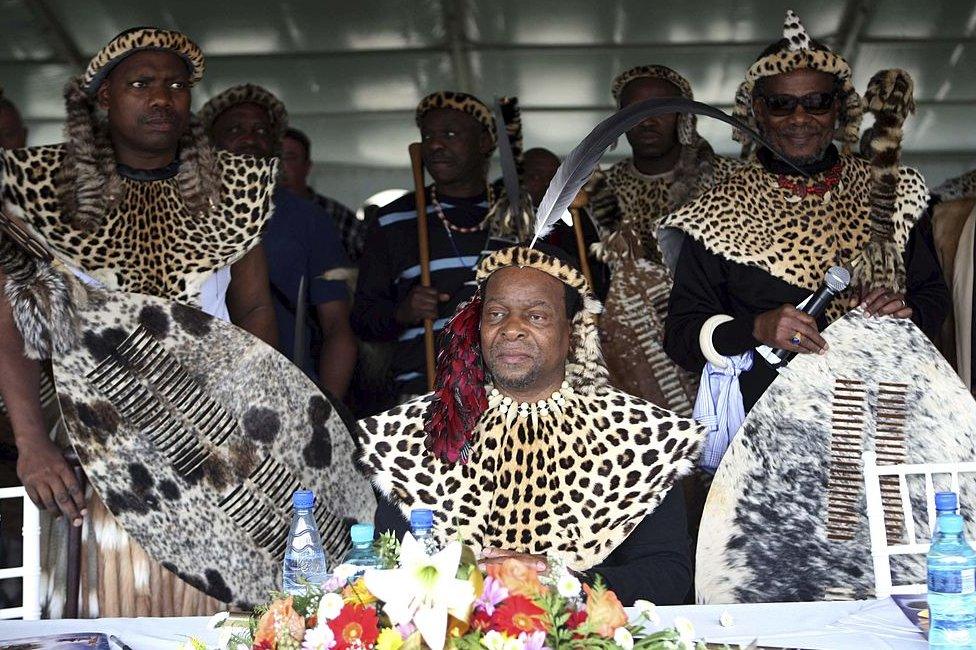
[{"left": 929, "top": 568, "right": 976, "bottom": 595}]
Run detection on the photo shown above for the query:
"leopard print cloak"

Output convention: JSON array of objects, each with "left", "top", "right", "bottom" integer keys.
[
  {"left": 0, "top": 144, "right": 275, "bottom": 358},
  {"left": 2, "top": 144, "right": 273, "bottom": 303},
  {"left": 358, "top": 385, "right": 702, "bottom": 572},
  {"left": 658, "top": 154, "right": 928, "bottom": 323}
]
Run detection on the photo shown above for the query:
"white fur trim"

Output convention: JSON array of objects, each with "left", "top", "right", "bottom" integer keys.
[{"left": 699, "top": 314, "right": 735, "bottom": 369}]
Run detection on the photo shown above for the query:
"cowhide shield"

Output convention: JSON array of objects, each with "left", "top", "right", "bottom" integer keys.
[
  {"left": 51, "top": 290, "right": 376, "bottom": 608},
  {"left": 600, "top": 258, "right": 697, "bottom": 416},
  {"left": 696, "top": 310, "right": 976, "bottom": 604}
]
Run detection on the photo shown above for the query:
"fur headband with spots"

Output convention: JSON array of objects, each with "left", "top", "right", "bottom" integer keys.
[
  {"left": 415, "top": 91, "right": 497, "bottom": 150},
  {"left": 733, "top": 9, "right": 863, "bottom": 156},
  {"left": 81, "top": 27, "right": 205, "bottom": 96},
  {"left": 612, "top": 64, "right": 698, "bottom": 147},
  {"left": 424, "top": 245, "right": 607, "bottom": 463},
  {"left": 198, "top": 84, "right": 290, "bottom": 157}
]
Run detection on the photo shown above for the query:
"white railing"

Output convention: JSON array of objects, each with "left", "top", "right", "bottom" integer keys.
[
  {"left": 863, "top": 451, "right": 976, "bottom": 598},
  {"left": 0, "top": 486, "right": 41, "bottom": 619}
]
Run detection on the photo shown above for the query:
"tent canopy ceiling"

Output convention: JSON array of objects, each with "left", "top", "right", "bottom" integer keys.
[{"left": 2, "top": 0, "right": 974, "bottom": 206}]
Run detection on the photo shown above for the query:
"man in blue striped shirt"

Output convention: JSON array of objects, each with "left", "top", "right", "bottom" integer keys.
[{"left": 352, "top": 91, "right": 507, "bottom": 405}]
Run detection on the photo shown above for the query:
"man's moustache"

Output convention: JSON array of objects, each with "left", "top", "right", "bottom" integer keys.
[{"left": 140, "top": 112, "right": 177, "bottom": 125}]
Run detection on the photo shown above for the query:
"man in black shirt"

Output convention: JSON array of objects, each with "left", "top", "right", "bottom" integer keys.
[
  {"left": 352, "top": 91, "right": 514, "bottom": 403},
  {"left": 357, "top": 244, "right": 701, "bottom": 605},
  {"left": 660, "top": 10, "right": 948, "bottom": 418}
]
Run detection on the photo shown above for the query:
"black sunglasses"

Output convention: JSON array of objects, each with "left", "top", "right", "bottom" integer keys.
[{"left": 760, "top": 91, "right": 837, "bottom": 116}]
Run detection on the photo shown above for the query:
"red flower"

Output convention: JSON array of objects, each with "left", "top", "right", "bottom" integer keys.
[
  {"left": 566, "top": 609, "right": 588, "bottom": 631},
  {"left": 564, "top": 608, "right": 589, "bottom": 641},
  {"left": 490, "top": 595, "right": 548, "bottom": 636},
  {"left": 471, "top": 608, "right": 493, "bottom": 631},
  {"left": 327, "top": 604, "right": 379, "bottom": 650},
  {"left": 252, "top": 641, "right": 273, "bottom": 650}
]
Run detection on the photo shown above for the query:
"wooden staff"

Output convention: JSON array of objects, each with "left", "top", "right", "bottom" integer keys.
[
  {"left": 409, "top": 142, "right": 436, "bottom": 391},
  {"left": 569, "top": 190, "right": 594, "bottom": 289}
]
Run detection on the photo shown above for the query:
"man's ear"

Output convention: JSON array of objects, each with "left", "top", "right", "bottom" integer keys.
[
  {"left": 752, "top": 97, "right": 766, "bottom": 123},
  {"left": 96, "top": 81, "right": 111, "bottom": 112},
  {"left": 479, "top": 130, "right": 493, "bottom": 157}
]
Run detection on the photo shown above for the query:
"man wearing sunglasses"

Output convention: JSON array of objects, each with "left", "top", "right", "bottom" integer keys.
[{"left": 659, "top": 10, "right": 948, "bottom": 419}]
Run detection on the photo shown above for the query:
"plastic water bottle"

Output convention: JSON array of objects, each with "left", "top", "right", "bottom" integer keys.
[
  {"left": 934, "top": 492, "right": 960, "bottom": 537},
  {"left": 937, "top": 492, "right": 960, "bottom": 515},
  {"left": 410, "top": 508, "right": 439, "bottom": 555},
  {"left": 927, "top": 493, "right": 976, "bottom": 647},
  {"left": 282, "top": 489, "right": 329, "bottom": 595},
  {"left": 342, "top": 523, "right": 382, "bottom": 577}
]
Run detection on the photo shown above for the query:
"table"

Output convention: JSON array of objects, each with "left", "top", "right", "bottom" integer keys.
[{"left": 0, "top": 598, "right": 926, "bottom": 649}]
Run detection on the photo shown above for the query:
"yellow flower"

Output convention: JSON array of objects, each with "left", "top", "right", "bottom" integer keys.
[
  {"left": 376, "top": 627, "right": 404, "bottom": 650},
  {"left": 342, "top": 577, "right": 377, "bottom": 606}
]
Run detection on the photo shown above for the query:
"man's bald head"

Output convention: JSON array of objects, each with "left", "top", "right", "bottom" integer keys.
[{"left": 522, "top": 147, "right": 560, "bottom": 207}]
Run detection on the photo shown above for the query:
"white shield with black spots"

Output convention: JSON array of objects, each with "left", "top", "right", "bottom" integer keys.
[
  {"left": 52, "top": 290, "right": 375, "bottom": 609},
  {"left": 697, "top": 310, "right": 976, "bottom": 604}
]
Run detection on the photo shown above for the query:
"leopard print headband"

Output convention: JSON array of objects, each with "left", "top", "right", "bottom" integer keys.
[
  {"left": 415, "top": 91, "right": 497, "bottom": 149},
  {"left": 198, "top": 84, "right": 289, "bottom": 156},
  {"left": 733, "top": 9, "right": 863, "bottom": 155},
  {"left": 610, "top": 64, "right": 698, "bottom": 147},
  {"left": 82, "top": 27, "right": 204, "bottom": 96}
]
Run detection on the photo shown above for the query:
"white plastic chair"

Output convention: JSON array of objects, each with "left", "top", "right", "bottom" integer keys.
[
  {"left": 863, "top": 450, "right": 976, "bottom": 598},
  {"left": 0, "top": 486, "right": 41, "bottom": 619}
]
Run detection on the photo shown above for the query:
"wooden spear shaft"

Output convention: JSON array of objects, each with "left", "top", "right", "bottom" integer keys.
[
  {"left": 409, "top": 142, "right": 437, "bottom": 391},
  {"left": 570, "top": 191, "right": 594, "bottom": 289}
]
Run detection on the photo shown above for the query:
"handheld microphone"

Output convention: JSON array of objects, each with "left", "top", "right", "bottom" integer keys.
[{"left": 772, "top": 266, "right": 851, "bottom": 363}]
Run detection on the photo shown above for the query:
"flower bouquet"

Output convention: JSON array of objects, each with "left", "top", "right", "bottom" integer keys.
[{"left": 212, "top": 533, "right": 723, "bottom": 650}]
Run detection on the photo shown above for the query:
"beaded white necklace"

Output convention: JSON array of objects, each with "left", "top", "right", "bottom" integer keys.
[{"left": 487, "top": 381, "right": 573, "bottom": 423}]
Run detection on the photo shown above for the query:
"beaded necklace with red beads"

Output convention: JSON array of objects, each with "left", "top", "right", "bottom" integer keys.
[{"left": 776, "top": 160, "right": 844, "bottom": 203}]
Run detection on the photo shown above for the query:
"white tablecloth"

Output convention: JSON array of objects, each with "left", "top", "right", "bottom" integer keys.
[{"left": 0, "top": 598, "right": 925, "bottom": 649}]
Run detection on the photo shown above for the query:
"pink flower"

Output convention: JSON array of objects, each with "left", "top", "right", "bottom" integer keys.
[
  {"left": 395, "top": 622, "right": 416, "bottom": 638},
  {"left": 518, "top": 630, "right": 548, "bottom": 650},
  {"left": 475, "top": 576, "right": 509, "bottom": 616}
]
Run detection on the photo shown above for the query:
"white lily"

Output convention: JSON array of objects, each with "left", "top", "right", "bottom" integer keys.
[{"left": 364, "top": 533, "right": 475, "bottom": 650}]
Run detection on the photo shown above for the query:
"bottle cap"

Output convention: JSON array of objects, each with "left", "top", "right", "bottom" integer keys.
[
  {"left": 935, "top": 491, "right": 958, "bottom": 511},
  {"left": 292, "top": 489, "right": 315, "bottom": 509},
  {"left": 410, "top": 508, "right": 433, "bottom": 529},
  {"left": 940, "top": 513, "right": 965, "bottom": 534},
  {"left": 351, "top": 523, "right": 374, "bottom": 544}
]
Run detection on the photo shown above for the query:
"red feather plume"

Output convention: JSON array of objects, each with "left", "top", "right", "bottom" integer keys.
[{"left": 424, "top": 296, "right": 488, "bottom": 463}]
